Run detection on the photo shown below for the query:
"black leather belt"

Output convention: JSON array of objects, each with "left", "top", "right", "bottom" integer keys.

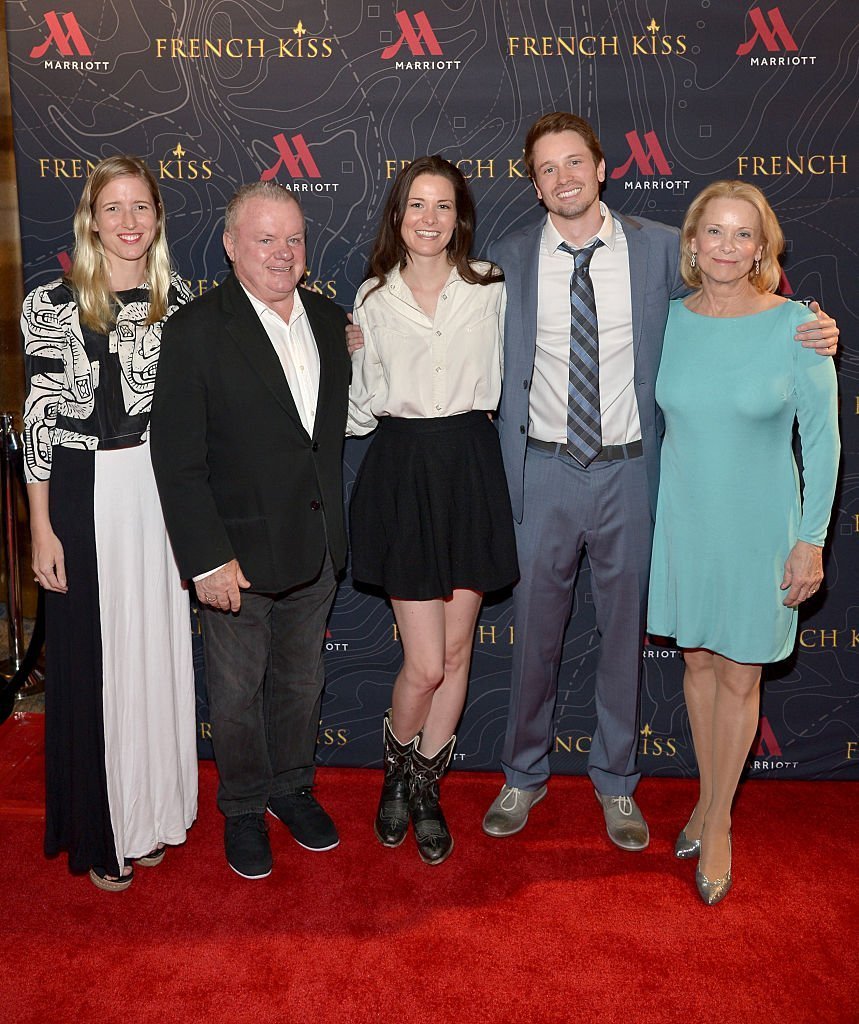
[{"left": 526, "top": 437, "right": 643, "bottom": 462}]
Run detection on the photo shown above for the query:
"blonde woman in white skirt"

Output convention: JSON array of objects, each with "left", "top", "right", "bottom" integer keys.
[{"left": 23, "top": 156, "right": 197, "bottom": 891}]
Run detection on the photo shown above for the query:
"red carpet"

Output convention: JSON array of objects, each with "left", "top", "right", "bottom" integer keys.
[{"left": 1, "top": 712, "right": 857, "bottom": 1024}]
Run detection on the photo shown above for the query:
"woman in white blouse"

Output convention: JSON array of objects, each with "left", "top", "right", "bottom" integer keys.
[{"left": 348, "top": 156, "right": 518, "bottom": 865}]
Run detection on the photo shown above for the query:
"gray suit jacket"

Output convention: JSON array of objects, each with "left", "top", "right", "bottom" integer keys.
[{"left": 487, "top": 211, "right": 684, "bottom": 522}]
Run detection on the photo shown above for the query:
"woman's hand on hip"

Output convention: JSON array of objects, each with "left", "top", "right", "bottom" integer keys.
[{"left": 780, "top": 540, "right": 824, "bottom": 607}]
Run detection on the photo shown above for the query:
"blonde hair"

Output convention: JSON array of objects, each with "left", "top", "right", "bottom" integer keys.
[
  {"left": 69, "top": 156, "right": 171, "bottom": 331},
  {"left": 680, "top": 180, "right": 784, "bottom": 294},
  {"left": 224, "top": 181, "right": 302, "bottom": 236}
]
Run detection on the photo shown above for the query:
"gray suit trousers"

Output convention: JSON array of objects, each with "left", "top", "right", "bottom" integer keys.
[{"left": 501, "top": 445, "right": 652, "bottom": 795}]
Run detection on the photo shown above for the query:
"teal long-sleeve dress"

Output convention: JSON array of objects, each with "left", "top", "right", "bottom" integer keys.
[{"left": 646, "top": 299, "right": 839, "bottom": 664}]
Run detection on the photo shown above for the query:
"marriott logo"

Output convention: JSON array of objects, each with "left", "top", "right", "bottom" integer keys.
[
  {"left": 28, "top": 11, "right": 110, "bottom": 70},
  {"left": 380, "top": 10, "right": 461, "bottom": 70}
]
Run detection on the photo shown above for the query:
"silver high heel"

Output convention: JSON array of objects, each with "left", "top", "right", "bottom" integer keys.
[
  {"left": 674, "top": 824, "right": 701, "bottom": 860},
  {"left": 695, "top": 830, "right": 732, "bottom": 905}
]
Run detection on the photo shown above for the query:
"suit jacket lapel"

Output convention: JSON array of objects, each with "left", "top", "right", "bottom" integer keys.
[
  {"left": 221, "top": 274, "right": 307, "bottom": 435},
  {"left": 520, "top": 220, "right": 542, "bottom": 360},
  {"left": 303, "top": 296, "right": 336, "bottom": 442},
  {"left": 618, "top": 212, "right": 650, "bottom": 360}
]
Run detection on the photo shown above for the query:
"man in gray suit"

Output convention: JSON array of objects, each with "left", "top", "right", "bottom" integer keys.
[{"left": 482, "top": 112, "right": 837, "bottom": 849}]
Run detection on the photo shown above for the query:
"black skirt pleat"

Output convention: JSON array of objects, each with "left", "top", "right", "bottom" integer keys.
[
  {"left": 43, "top": 446, "right": 118, "bottom": 875},
  {"left": 350, "top": 412, "right": 519, "bottom": 601}
]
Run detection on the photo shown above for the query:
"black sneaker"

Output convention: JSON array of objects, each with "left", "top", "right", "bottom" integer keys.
[
  {"left": 268, "top": 788, "right": 339, "bottom": 851},
  {"left": 224, "top": 813, "right": 272, "bottom": 879}
]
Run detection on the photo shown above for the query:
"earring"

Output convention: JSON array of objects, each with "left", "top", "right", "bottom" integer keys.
[
  {"left": 690, "top": 251, "right": 696, "bottom": 269},
  {"left": 755, "top": 258, "right": 760, "bottom": 276}
]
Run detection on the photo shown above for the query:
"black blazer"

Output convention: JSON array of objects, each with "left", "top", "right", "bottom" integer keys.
[{"left": 150, "top": 272, "right": 350, "bottom": 592}]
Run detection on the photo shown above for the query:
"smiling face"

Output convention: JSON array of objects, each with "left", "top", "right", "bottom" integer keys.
[
  {"left": 91, "top": 174, "right": 158, "bottom": 287},
  {"left": 530, "top": 130, "right": 605, "bottom": 229},
  {"left": 223, "top": 195, "right": 306, "bottom": 310},
  {"left": 399, "top": 173, "right": 457, "bottom": 263},
  {"left": 690, "top": 197, "right": 764, "bottom": 287}
]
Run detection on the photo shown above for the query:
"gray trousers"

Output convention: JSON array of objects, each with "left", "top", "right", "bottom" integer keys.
[
  {"left": 501, "top": 446, "right": 652, "bottom": 796},
  {"left": 200, "top": 555, "right": 337, "bottom": 817}
]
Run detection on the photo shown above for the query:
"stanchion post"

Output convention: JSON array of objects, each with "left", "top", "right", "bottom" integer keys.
[{"left": 1, "top": 412, "right": 25, "bottom": 677}]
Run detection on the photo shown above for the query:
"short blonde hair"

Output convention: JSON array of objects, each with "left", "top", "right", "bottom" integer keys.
[
  {"left": 224, "top": 181, "right": 302, "bottom": 236},
  {"left": 680, "top": 180, "right": 784, "bottom": 294},
  {"left": 70, "top": 156, "right": 171, "bottom": 331}
]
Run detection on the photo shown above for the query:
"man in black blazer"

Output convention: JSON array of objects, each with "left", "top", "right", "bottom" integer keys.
[{"left": 151, "top": 183, "right": 350, "bottom": 879}]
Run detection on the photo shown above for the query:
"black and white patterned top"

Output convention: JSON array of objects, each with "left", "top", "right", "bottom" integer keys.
[{"left": 22, "top": 272, "right": 191, "bottom": 483}]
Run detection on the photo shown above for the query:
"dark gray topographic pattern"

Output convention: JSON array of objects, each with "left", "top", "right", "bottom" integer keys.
[{"left": 8, "top": 0, "right": 857, "bottom": 777}]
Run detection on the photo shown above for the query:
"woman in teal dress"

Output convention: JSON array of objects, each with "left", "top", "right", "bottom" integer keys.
[{"left": 647, "top": 180, "right": 839, "bottom": 905}]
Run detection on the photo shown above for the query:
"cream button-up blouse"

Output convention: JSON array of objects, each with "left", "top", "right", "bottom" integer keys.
[{"left": 347, "top": 262, "right": 505, "bottom": 437}]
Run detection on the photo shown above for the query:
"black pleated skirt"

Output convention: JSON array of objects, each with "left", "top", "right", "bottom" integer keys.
[{"left": 349, "top": 412, "right": 519, "bottom": 600}]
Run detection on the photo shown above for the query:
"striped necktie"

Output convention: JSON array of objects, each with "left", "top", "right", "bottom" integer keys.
[{"left": 558, "top": 238, "right": 604, "bottom": 466}]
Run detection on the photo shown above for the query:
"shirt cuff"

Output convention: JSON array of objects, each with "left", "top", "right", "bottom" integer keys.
[{"left": 193, "top": 563, "right": 228, "bottom": 582}]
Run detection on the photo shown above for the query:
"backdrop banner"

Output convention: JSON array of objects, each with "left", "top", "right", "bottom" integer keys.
[{"left": 6, "top": 1, "right": 857, "bottom": 779}]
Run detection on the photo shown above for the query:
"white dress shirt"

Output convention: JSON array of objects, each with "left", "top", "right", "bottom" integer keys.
[
  {"left": 241, "top": 284, "right": 320, "bottom": 437},
  {"left": 347, "top": 262, "right": 505, "bottom": 436},
  {"left": 530, "top": 204, "right": 641, "bottom": 446}
]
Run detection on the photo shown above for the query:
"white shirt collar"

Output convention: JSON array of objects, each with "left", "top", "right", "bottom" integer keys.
[
  {"left": 543, "top": 202, "right": 617, "bottom": 254},
  {"left": 239, "top": 281, "right": 306, "bottom": 326},
  {"left": 385, "top": 262, "right": 462, "bottom": 297}
]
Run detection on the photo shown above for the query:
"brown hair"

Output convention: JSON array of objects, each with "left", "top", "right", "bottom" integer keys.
[
  {"left": 70, "top": 155, "right": 171, "bottom": 331},
  {"left": 361, "top": 155, "right": 499, "bottom": 301},
  {"left": 524, "top": 112, "right": 606, "bottom": 179},
  {"left": 680, "top": 180, "right": 784, "bottom": 294}
]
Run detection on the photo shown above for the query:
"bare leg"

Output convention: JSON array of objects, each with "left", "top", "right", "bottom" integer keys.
[
  {"left": 699, "top": 654, "right": 762, "bottom": 880},
  {"left": 389, "top": 598, "right": 444, "bottom": 744},
  {"left": 419, "top": 590, "right": 482, "bottom": 753},
  {"left": 390, "top": 589, "right": 483, "bottom": 753},
  {"left": 681, "top": 648, "right": 717, "bottom": 841}
]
